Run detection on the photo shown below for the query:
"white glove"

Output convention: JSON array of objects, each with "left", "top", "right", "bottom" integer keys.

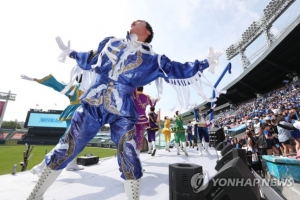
[
  {"left": 206, "top": 47, "right": 223, "bottom": 74},
  {"left": 21, "top": 74, "right": 34, "bottom": 81},
  {"left": 156, "top": 96, "right": 161, "bottom": 102},
  {"left": 56, "top": 36, "right": 70, "bottom": 51},
  {"left": 56, "top": 36, "right": 73, "bottom": 62}
]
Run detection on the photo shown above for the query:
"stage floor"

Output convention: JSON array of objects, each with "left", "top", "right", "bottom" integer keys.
[{"left": 0, "top": 147, "right": 218, "bottom": 200}]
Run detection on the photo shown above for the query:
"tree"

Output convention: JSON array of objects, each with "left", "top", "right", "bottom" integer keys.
[{"left": 1, "top": 121, "right": 21, "bottom": 129}]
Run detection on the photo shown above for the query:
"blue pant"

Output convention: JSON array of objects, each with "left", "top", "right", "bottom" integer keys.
[
  {"left": 197, "top": 126, "right": 209, "bottom": 143},
  {"left": 187, "top": 134, "right": 193, "bottom": 141},
  {"left": 194, "top": 125, "right": 198, "bottom": 140},
  {"left": 45, "top": 106, "right": 142, "bottom": 180}
]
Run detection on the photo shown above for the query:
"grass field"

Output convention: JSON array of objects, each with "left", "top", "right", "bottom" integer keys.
[{"left": 0, "top": 145, "right": 117, "bottom": 175}]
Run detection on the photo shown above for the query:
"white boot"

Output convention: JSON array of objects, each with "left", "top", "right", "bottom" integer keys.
[
  {"left": 124, "top": 179, "right": 140, "bottom": 200},
  {"left": 204, "top": 142, "right": 211, "bottom": 155},
  {"left": 166, "top": 142, "right": 170, "bottom": 152},
  {"left": 151, "top": 141, "right": 156, "bottom": 156},
  {"left": 30, "top": 160, "right": 46, "bottom": 177},
  {"left": 191, "top": 140, "right": 194, "bottom": 148},
  {"left": 198, "top": 144, "right": 202, "bottom": 156},
  {"left": 182, "top": 142, "right": 188, "bottom": 157},
  {"left": 148, "top": 142, "right": 152, "bottom": 154},
  {"left": 66, "top": 158, "right": 84, "bottom": 171},
  {"left": 27, "top": 166, "right": 63, "bottom": 200},
  {"left": 175, "top": 143, "right": 180, "bottom": 155},
  {"left": 180, "top": 141, "right": 183, "bottom": 150}
]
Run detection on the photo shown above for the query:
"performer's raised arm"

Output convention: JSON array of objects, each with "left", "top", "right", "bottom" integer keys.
[
  {"left": 21, "top": 74, "right": 70, "bottom": 95},
  {"left": 56, "top": 36, "right": 113, "bottom": 71}
]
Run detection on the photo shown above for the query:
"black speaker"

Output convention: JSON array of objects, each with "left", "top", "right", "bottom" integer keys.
[
  {"left": 203, "top": 157, "right": 260, "bottom": 200},
  {"left": 215, "top": 150, "right": 233, "bottom": 171},
  {"left": 214, "top": 142, "right": 225, "bottom": 151},
  {"left": 169, "top": 163, "right": 204, "bottom": 200},
  {"left": 232, "top": 149, "right": 247, "bottom": 166},
  {"left": 215, "top": 149, "right": 247, "bottom": 171},
  {"left": 220, "top": 144, "right": 234, "bottom": 156},
  {"left": 209, "top": 128, "right": 225, "bottom": 147},
  {"left": 77, "top": 156, "right": 99, "bottom": 166}
]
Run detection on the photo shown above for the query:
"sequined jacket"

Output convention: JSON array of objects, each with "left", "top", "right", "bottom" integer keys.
[{"left": 69, "top": 34, "right": 210, "bottom": 119}]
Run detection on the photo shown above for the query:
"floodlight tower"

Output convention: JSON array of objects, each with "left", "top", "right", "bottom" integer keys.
[
  {"left": 0, "top": 91, "right": 17, "bottom": 127},
  {"left": 225, "top": 0, "right": 296, "bottom": 70}
]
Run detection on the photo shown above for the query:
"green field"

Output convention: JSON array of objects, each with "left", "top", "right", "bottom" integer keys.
[{"left": 0, "top": 145, "right": 117, "bottom": 175}]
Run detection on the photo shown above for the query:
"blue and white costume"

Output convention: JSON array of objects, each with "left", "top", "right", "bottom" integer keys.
[{"left": 45, "top": 33, "right": 223, "bottom": 181}]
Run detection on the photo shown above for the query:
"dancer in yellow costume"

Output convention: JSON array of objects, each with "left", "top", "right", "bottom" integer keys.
[{"left": 161, "top": 116, "right": 172, "bottom": 152}]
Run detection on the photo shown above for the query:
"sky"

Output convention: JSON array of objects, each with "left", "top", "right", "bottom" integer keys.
[{"left": 1, "top": 0, "right": 300, "bottom": 122}]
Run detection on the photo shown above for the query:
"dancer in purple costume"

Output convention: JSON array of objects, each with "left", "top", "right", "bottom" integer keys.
[
  {"left": 133, "top": 87, "right": 159, "bottom": 155},
  {"left": 146, "top": 106, "right": 159, "bottom": 156}
]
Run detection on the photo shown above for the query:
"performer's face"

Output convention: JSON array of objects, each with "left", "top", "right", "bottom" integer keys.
[{"left": 130, "top": 20, "right": 150, "bottom": 41}]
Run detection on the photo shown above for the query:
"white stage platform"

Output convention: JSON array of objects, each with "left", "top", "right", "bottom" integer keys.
[{"left": 0, "top": 147, "right": 218, "bottom": 200}]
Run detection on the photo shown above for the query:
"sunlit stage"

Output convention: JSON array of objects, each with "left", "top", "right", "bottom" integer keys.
[{"left": 0, "top": 147, "right": 218, "bottom": 200}]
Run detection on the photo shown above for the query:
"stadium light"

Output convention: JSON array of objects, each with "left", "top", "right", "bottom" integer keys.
[{"left": 225, "top": 0, "right": 295, "bottom": 70}]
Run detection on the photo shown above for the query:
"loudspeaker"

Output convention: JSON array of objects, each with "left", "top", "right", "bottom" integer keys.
[
  {"left": 209, "top": 128, "right": 225, "bottom": 147},
  {"left": 77, "top": 156, "right": 99, "bottom": 166},
  {"left": 215, "top": 150, "right": 233, "bottom": 171},
  {"left": 215, "top": 149, "right": 247, "bottom": 171},
  {"left": 220, "top": 144, "right": 234, "bottom": 156},
  {"left": 232, "top": 149, "right": 247, "bottom": 166},
  {"left": 203, "top": 157, "right": 260, "bottom": 200},
  {"left": 214, "top": 142, "right": 225, "bottom": 151},
  {"left": 169, "top": 163, "right": 204, "bottom": 200}
]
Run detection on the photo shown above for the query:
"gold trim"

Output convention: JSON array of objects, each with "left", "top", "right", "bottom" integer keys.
[
  {"left": 48, "top": 129, "right": 75, "bottom": 170},
  {"left": 119, "top": 51, "right": 143, "bottom": 74},
  {"left": 118, "top": 126, "right": 136, "bottom": 179},
  {"left": 111, "top": 44, "right": 126, "bottom": 76},
  {"left": 83, "top": 96, "right": 104, "bottom": 106},
  {"left": 104, "top": 86, "right": 120, "bottom": 115},
  {"left": 37, "top": 74, "right": 53, "bottom": 83}
]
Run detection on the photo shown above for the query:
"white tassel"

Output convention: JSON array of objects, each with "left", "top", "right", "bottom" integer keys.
[
  {"left": 60, "top": 65, "right": 81, "bottom": 95},
  {"left": 157, "top": 54, "right": 168, "bottom": 78}
]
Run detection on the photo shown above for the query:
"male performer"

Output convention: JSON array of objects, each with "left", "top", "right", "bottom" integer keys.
[
  {"left": 146, "top": 106, "right": 159, "bottom": 156},
  {"left": 27, "top": 20, "right": 222, "bottom": 200},
  {"left": 21, "top": 73, "right": 84, "bottom": 176},
  {"left": 197, "top": 105, "right": 216, "bottom": 156},
  {"left": 133, "top": 87, "right": 158, "bottom": 156}
]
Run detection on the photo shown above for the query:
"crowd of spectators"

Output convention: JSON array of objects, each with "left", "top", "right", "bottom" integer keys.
[{"left": 214, "top": 80, "right": 300, "bottom": 159}]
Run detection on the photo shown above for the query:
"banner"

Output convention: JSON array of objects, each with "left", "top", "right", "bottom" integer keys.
[{"left": 0, "top": 101, "right": 5, "bottom": 117}]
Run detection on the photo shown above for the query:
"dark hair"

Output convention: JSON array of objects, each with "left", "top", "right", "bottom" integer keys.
[
  {"left": 246, "top": 131, "right": 252, "bottom": 137},
  {"left": 144, "top": 21, "right": 154, "bottom": 43},
  {"left": 188, "top": 121, "right": 191, "bottom": 123},
  {"left": 175, "top": 111, "right": 179, "bottom": 115},
  {"left": 164, "top": 116, "right": 168, "bottom": 120},
  {"left": 76, "top": 74, "right": 82, "bottom": 83},
  {"left": 150, "top": 106, "right": 155, "bottom": 112},
  {"left": 137, "top": 87, "right": 143, "bottom": 92}
]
